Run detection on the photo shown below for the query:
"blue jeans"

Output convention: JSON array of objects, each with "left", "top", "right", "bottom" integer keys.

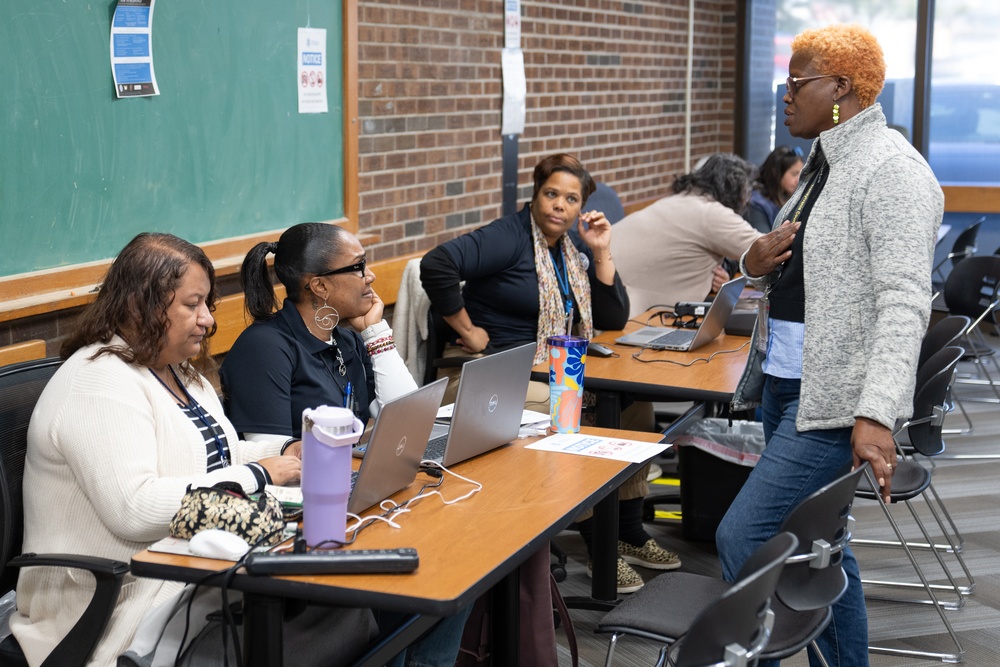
[
  {"left": 381, "top": 605, "right": 472, "bottom": 667},
  {"left": 716, "top": 376, "right": 869, "bottom": 667}
]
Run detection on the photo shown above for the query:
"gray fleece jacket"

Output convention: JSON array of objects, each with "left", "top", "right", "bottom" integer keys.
[{"left": 733, "top": 103, "right": 943, "bottom": 431}]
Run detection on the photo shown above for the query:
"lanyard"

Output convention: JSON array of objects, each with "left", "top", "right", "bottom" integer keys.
[
  {"left": 150, "top": 367, "right": 230, "bottom": 467},
  {"left": 550, "top": 247, "right": 573, "bottom": 317}
]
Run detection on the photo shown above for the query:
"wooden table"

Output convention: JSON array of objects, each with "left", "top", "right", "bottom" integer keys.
[
  {"left": 130, "top": 427, "right": 664, "bottom": 667},
  {"left": 531, "top": 312, "right": 752, "bottom": 428}
]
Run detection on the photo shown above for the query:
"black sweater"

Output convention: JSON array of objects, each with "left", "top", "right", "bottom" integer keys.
[{"left": 420, "top": 205, "right": 629, "bottom": 350}]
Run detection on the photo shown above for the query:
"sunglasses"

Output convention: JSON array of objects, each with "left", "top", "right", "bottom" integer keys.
[
  {"left": 315, "top": 259, "right": 367, "bottom": 279},
  {"left": 785, "top": 74, "right": 839, "bottom": 96}
]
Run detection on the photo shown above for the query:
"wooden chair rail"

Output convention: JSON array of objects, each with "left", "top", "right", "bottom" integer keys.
[{"left": 0, "top": 340, "right": 47, "bottom": 367}]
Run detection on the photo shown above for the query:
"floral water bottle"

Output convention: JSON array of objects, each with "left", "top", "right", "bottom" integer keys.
[{"left": 301, "top": 405, "right": 364, "bottom": 548}]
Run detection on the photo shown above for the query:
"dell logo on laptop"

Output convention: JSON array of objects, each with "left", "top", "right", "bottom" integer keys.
[
  {"left": 396, "top": 436, "right": 406, "bottom": 456},
  {"left": 488, "top": 394, "right": 499, "bottom": 412}
]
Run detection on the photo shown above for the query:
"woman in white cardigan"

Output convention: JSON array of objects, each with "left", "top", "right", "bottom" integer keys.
[{"left": 10, "top": 232, "right": 373, "bottom": 666}]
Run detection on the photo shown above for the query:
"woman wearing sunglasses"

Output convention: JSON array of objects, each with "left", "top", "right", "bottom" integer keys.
[
  {"left": 220, "top": 222, "right": 469, "bottom": 667},
  {"left": 221, "top": 222, "right": 416, "bottom": 440}
]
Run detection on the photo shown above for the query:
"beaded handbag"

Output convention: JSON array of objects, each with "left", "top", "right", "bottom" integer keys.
[{"left": 168, "top": 481, "right": 284, "bottom": 546}]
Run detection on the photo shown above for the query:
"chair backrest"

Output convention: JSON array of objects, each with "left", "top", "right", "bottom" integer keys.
[
  {"left": 0, "top": 357, "right": 63, "bottom": 595},
  {"left": 673, "top": 532, "right": 797, "bottom": 667},
  {"left": 581, "top": 181, "right": 626, "bottom": 224},
  {"left": 908, "top": 346, "right": 964, "bottom": 457},
  {"left": 775, "top": 464, "right": 867, "bottom": 612},
  {"left": 919, "top": 316, "right": 971, "bottom": 370},
  {"left": 948, "top": 217, "right": 984, "bottom": 269},
  {"left": 423, "top": 306, "right": 457, "bottom": 385},
  {"left": 942, "top": 255, "right": 1000, "bottom": 323}
]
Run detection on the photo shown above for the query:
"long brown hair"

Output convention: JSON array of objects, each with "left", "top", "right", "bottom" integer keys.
[{"left": 61, "top": 233, "right": 218, "bottom": 382}]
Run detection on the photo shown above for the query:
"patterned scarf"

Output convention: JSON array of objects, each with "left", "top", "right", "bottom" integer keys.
[{"left": 531, "top": 217, "right": 593, "bottom": 365}]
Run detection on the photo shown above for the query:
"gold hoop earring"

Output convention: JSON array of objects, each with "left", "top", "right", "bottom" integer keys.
[
  {"left": 314, "top": 299, "right": 340, "bottom": 331},
  {"left": 832, "top": 102, "right": 840, "bottom": 125}
]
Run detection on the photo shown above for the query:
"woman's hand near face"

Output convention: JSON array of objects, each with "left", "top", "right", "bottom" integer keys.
[
  {"left": 258, "top": 455, "right": 302, "bottom": 487},
  {"left": 578, "top": 210, "right": 616, "bottom": 285},
  {"left": 744, "top": 220, "right": 801, "bottom": 277},
  {"left": 577, "top": 211, "right": 612, "bottom": 254},
  {"left": 347, "top": 289, "right": 385, "bottom": 332}
]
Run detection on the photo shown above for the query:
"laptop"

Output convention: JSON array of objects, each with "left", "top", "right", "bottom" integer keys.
[
  {"left": 422, "top": 341, "right": 537, "bottom": 467},
  {"left": 615, "top": 276, "right": 747, "bottom": 351},
  {"left": 346, "top": 377, "right": 448, "bottom": 513}
]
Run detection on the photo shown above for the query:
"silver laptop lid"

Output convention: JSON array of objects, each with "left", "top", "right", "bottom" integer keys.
[
  {"left": 348, "top": 377, "right": 447, "bottom": 514},
  {"left": 437, "top": 341, "right": 537, "bottom": 467},
  {"left": 682, "top": 276, "right": 747, "bottom": 351},
  {"left": 615, "top": 275, "right": 747, "bottom": 350}
]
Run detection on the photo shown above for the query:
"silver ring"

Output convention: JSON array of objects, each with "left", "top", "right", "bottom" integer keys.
[{"left": 886, "top": 463, "right": 893, "bottom": 471}]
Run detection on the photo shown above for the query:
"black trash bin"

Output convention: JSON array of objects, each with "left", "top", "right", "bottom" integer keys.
[{"left": 673, "top": 418, "right": 764, "bottom": 541}]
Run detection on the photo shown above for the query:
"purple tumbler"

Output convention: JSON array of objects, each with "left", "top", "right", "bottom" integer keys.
[{"left": 301, "top": 405, "right": 364, "bottom": 548}]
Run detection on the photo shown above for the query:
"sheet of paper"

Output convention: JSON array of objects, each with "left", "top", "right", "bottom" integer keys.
[
  {"left": 297, "top": 27, "right": 328, "bottom": 113},
  {"left": 501, "top": 48, "right": 526, "bottom": 135},
  {"left": 525, "top": 433, "right": 671, "bottom": 463},
  {"left": 110, "top": 0, "right": 159, "bottom": 98},
  {"left": 436, "top": 404, "right": 548, "bottom": 427}
]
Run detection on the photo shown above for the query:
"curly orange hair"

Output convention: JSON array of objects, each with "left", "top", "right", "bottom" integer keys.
[{"left": 791, "top": 24, "right": 885, "bottom": 109}]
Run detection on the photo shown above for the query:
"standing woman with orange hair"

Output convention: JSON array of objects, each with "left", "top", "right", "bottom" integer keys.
[{"left": 718, "top": 25, "right": 943, "bottom": 667}]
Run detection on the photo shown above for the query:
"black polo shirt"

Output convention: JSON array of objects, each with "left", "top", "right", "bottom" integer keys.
[{"left": 220, "top": 300, "right": 375, "bottom": 439}]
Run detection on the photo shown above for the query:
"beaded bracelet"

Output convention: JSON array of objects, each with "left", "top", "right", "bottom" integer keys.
[{"left": 365, "top": 335, "right": 397, "bottom": 357}]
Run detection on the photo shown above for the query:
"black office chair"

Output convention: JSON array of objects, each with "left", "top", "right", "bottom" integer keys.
[
  {"left": 596, "top": 531, "right": 797, "bottom": 667},
  {"left": 854, "top": 347, "right": 967, "bottom": 663},
  {"left": 422, "top": 306, "right": 478, "bottom": 386},
  {"left": 932, "top": 216, "right": 983, "bottom": 295},
  {"left": 940, "top": 255, "right": 1000, "bottom": 436},
  {"left": 914, "top": 315, "right": 972, "bottom": 434},
  {"left": 0, "top": 358, "right": 129, "bottom": 667},
  {"left": 757, "top": 464, "right": 867, "bottom": 667}
]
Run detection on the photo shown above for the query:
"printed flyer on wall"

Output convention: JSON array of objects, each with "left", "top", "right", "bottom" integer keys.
[
  {"left": 298, "top": 27, "right": 328, "bottom": 114},
  {"left": 110, "top": 0, "right": 159, "bottom": 98}
]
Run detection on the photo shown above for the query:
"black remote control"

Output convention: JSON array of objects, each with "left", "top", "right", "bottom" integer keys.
[{"left": 244, "top": 548, "right": 419, "bottom": 575}]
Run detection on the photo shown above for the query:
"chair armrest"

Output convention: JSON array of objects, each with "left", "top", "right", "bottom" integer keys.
[{"left": 8, "top": 553, "right": 129, "bottom": 667}]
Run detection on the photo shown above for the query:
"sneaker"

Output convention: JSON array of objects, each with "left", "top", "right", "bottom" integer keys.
[
  {"left": 587, "top": 557, "right": 645, "bottom": 594},
  {"left": 619, "top": 539, "right": 682, "bottom": 570},
  {"left": 646, "top": 462, "right": 663, "bottom": 482}
]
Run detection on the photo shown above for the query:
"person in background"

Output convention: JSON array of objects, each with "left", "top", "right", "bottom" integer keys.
[
  {"left": 421, "top": 153, "right": 679, "bottom": 595},
  {"left": 745, "top": 145, "right": 805, "bottom": 234},
  {"left": 610, "top": 153, "right": 762, "bottom": 317},
  {"left": 11, "top": 233, "right": 376, "bottom": 666},
  {"left": 718, "top": 24, "right": 943, "bottom": 667},
  {"left": 220, "top": 222, "right": 468, "bottom": 667}
]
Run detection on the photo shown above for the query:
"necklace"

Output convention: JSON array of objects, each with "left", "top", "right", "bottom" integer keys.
[
  {"left": 149, "top": 367, "right": 230, "bottom": 467},
  {"left": 329, "top": 337, "right": 347, "bottom": 376}
]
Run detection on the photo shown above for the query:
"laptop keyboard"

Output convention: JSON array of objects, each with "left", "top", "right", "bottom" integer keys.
[
  {"left": 648, "top": 329, "right": 696, "bottom": 347},
  {"left": 422, "top": 432, "right": 448, "bottom": 461},
  {"left": 350, "top": 469, "right": 359, "bottom": 490}
]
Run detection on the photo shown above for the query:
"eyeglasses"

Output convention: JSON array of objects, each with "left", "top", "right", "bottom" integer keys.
[
  {"left": 785, "top": 74, "right": 838, "bottom": 96},
  {"left": 316, "top": 259, "right": 367, "bottom": 279}
]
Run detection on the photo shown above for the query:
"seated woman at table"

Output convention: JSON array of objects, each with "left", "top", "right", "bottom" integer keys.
[
  {"left": 220, "top": 222, "right": 417, "bottom": 440},
  {"left": 11, "top": 232, "right": 373, "bottom": 666},
  {"left": 219, "top": 222, "right": 468, "bottom": 667},
  {"left": 420, "top": 152, "right": 680, "bottom": 594},
  {"left": 611, "top": 153, "right": 761, "bottom": 316},
  {"left": 744, "top": 145, "right": 804, "bottom": 234}
]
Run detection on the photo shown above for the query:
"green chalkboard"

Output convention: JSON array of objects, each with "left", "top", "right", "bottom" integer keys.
[{"left": 0, "top": 1, "right": 344, "bottom": 277}]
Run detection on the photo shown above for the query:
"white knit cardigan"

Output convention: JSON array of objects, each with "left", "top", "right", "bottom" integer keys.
[{"left": 10, "top": 338, "right": 283, "bottom": 666}]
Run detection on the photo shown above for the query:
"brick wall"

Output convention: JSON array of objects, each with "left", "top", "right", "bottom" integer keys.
[{"left": 357, "top": 0, "right": 740, "bottom": 261}]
